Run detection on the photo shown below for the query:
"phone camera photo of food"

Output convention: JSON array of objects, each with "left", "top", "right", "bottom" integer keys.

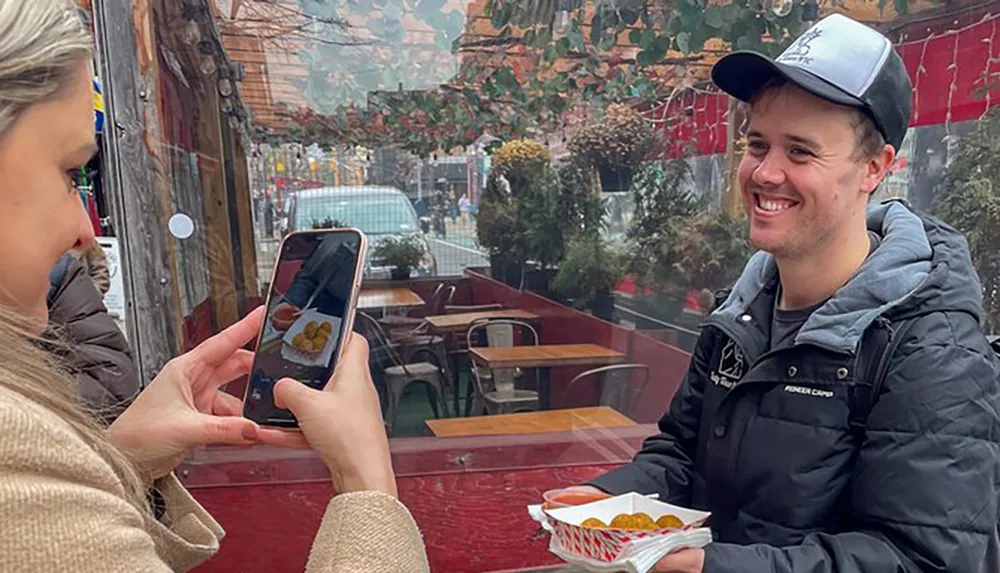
[{"left": 243, "top": 230, "right": 362, "bottom": 427}]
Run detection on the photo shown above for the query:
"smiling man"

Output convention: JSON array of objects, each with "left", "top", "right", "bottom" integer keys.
[{"left": 548, "top": 14, "right": 1000, "bottom": 573}]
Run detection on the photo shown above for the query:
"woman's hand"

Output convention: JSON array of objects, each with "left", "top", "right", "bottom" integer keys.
[
  {"left": 107, "top": 307, "right": 282, "bottom": 482},
  {"left": 262, "top": 334, "right": 397, "bottom": 497}
]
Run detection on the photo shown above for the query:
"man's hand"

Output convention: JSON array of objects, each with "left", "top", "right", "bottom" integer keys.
[{"left": 652, "top": 548, "right": 704, "bottom": 573}]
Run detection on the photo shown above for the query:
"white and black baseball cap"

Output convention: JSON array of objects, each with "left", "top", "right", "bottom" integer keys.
[{"left": 711, "top": 14, "right": 913, "bottom": 152}]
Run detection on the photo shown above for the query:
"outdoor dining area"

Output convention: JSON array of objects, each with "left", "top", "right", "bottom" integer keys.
[{"left": 353, "top": 269, "right": 684, "bottom": 439}]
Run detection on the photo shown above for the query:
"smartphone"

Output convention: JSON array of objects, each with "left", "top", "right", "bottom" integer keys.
[{"left": 242, "top": 228, "right": 368, "bottom": 428}]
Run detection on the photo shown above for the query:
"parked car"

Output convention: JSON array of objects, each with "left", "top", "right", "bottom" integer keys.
[{"left": 284, "top": 186, "right": 437, "bottom": 279}]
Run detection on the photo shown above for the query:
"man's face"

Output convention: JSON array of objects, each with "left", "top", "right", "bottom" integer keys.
[{"left": 737, "top": 84, "right": 891, "bottom": 260}]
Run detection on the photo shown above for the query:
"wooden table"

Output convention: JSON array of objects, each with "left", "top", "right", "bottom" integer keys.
[
  {"left": 425, "top": 308, "right": 542, "bottom": 416},
  {"left": 469, "top": 343, "right": 627, "bottom": 409},
  {"left": 425, "top": 406, "right": 635, "bottom": 437},
  {"left": 357, "top": 288, "right": 424, "bottom": 311},
  {"left": 423, "top": 309, "right": 540, "bottom": 333}
]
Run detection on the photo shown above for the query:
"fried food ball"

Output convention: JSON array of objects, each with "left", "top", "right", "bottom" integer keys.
[
  {"left": 299, "top": 339, "right": 314, "bottom": 352},
  {"left": 319, "top": 321, "right": 332, "bottom": 334},
  {"left": 655, "top": 514, "right": 684, "bottom": 529},
  {"left": 292, "top": 333, "right": 306, "bottom": 347},
  {"left": 580, "top": 518, "right": 607, "bottom": 529},
  {"left": 606, "top": 513, "right": 661, "bottom": 530},
  {"left": 313, "top": 334, "right": 328, "bottom": 350},
  {"left": 609, "top": 514, "right": 634, "bottom": 529},
  {"left": 304, "top": 321, "right": 318, "bottom": 338},
  {"left": 631, "top": 513, "right": 656, "bottom": 530}
]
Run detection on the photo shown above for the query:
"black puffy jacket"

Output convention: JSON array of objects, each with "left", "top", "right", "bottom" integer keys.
[
  {"left": 47, "top": 254, "right": 140, "bottom": 425},
  {"left": 589, "top": 202, "right": 1000, "bottom": 572}
]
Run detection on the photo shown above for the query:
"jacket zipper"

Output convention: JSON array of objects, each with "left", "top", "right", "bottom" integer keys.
[
  {"left": 703, "top": 314, "right": 866, "bottom": 520},
  {"left": 871, "top": 316, "right": 896, "bottom": 379}
]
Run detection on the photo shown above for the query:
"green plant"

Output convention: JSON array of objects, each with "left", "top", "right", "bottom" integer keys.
[
  {"left": 372, "top": 235, "right": 426, "bottom": 273},
  {"left": 478, "top": 161, "right": 606, "bottom": 274},
  {"left": 654, "top": 211, "right": 753, "bottom": 295},
  {"left": 517, "top": 172, "right": 567, "bottom": 269},
  {"left": 267, "top": 0, "right": 923, "bottom": 158},
  {"left": 556, "top": 162, "right": 607, "bottom": 238},
  {"left": 553, "top": 234, "right": 627, "bottom": 307},
  {"left": 934, "top": 106, "right": 1000, "bottom": 332},
  {"left": 568, "top": 103, "right": 656, "bottom": 170},
  {"left": 476, "top": 172, "right": 524, "bottom": 264},
  {"left": 625, "top": 159, "right": 709, "bottom": 292}
]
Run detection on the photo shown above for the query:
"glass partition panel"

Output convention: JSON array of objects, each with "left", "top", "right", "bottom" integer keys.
[{"left": 86, "top": 0, "right": 1000, "bottom": 569}]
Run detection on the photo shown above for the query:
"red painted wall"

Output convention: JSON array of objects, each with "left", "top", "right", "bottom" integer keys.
[
  {"left": 185, "top": 426, "right": 652, "bottom": 572},
  {"left": 191, "top": 466, "right": 609, "bottom": 573}
]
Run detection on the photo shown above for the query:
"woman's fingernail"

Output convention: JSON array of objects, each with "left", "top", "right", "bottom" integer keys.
[{"left": 242, "top": 424, "right": 259, "bottom": 441}]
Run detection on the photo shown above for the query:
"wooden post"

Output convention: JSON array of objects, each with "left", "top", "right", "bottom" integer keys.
[
  {"left": 722, "top": 96, "right": 746, "bottom": 219},
  {"left": 232, "top": 136, "right": 261, "bottom": 303},
  {"left": 221, "top": 118, "right": 261, "bottom": 309},
  {"left": 196, "top": 82, "right": 241, "bottom": 331},
  {"left": 92, "top": 0, "right": 184, "bottom": 381}
]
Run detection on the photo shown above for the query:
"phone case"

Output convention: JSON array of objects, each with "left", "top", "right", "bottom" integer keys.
[{"left": 242, "top": 228, "right": 368, "bottom": 429}]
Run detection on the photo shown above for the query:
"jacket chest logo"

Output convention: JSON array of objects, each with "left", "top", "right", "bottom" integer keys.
[
  {"left": 783, "top": 385, "right": 834, "bottom": 398},
  {"left": 711, "top": 339, "right": 746, "bottom": 389}
]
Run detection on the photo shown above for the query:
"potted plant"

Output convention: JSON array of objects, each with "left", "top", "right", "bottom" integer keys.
[
  {"left": 515, "top": 166, "right": 569, "bottom": 294},
  {"left": 624, "top": 159, "right": 709, "bottom": 320},
  {"left": 476, "top": 172, "right": 524, "bottom": 286},
  {"left": 490, "top": 139, "right": 550, "bottom": 196},
  {"left": 652, "top": 210, "right": 753, "bottom": 310},
  {"left": 568, "top": 103, "right": 655, "bottom": 193},
  {"left": 934, "top": 105, "right": 1000, "bottom": 332},
  {"left": 552, "top": 234, "right": 627, "bottom": 322},
  {"left": 372, "top": 235, "right": 427, "bottom": 281},
  {"left": 514, "top": 162, "right": 610, "bottom": 296}
]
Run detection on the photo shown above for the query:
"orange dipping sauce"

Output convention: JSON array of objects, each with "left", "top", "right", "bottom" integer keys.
[
  {"left": 541, "top": 489, "right": 612, "bottom": 510},
  {"left": 272, "top": 306, "right": 297, "bottom": 330}
]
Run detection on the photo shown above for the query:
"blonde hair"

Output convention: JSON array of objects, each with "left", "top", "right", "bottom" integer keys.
[
  {"left": 0, "top": 0, "right": 93, "bottom": 135},
  {"left": 0, "top": 1, "right": 148, "bottom": 513}
]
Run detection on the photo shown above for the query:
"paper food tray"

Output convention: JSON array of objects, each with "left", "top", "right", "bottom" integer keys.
[
  {"left": 549, "top": 528, "right": 713, "bottom": 573},
  {"left": 280, "top": 309, "right": 341, "bottom": 367},
  {"left": 538, "top": 493, "right": 710, "bottom": 563}
]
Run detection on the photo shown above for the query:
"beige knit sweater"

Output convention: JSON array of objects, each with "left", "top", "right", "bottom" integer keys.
[{"left": 0, "top": 385, "right": 430, "bottom": 572}]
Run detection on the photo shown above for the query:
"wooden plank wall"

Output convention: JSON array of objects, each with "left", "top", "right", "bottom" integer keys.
[{"left": 93, "top": 0, "right": 184, "bottom": 379}]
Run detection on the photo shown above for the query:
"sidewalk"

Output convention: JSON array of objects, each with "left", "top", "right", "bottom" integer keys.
[{"left": 438, "top": 217, "right": 482, "bottom": 250}]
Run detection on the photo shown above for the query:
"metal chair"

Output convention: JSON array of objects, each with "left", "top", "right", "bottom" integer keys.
[
  {"left": 379, "top": 283, "right": 454, "bottom": 334},
  {"left": 356, "top": 312, "right": 450, "bottom": 435},
  {"left": 561, "top": 364, "right": 651, "bottom": 417},
  {"left": 380, "top": 283, "right": 455, "bottom": 381},
  {"left": 443, "top": 302, "right": 503, "bottom": 313},
  {"left": 466, "top": 319, "right": 541, "bottom": 416}
]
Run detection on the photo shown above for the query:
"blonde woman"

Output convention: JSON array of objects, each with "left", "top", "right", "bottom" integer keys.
[{"left": 0, "top": 1, "right": 428, "bottom": 571}]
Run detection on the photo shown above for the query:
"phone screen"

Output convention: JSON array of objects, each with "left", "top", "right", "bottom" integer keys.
[{"left": 243, "top": 229, "right": 364, "bottom": 427}]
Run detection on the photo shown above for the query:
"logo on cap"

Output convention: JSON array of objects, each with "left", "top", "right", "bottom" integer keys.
[{"left": 778, "top": 27, "right": 822, "bottom": 66}]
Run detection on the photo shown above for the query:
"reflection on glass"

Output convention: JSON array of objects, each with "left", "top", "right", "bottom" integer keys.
[{"left": 244, "top": 231, "right": 361, "bottom": 427}]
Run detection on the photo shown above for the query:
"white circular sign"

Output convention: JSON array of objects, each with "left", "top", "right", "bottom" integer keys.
[{"left": 168, "top": 213, "right": 195, "bottom": 239}]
